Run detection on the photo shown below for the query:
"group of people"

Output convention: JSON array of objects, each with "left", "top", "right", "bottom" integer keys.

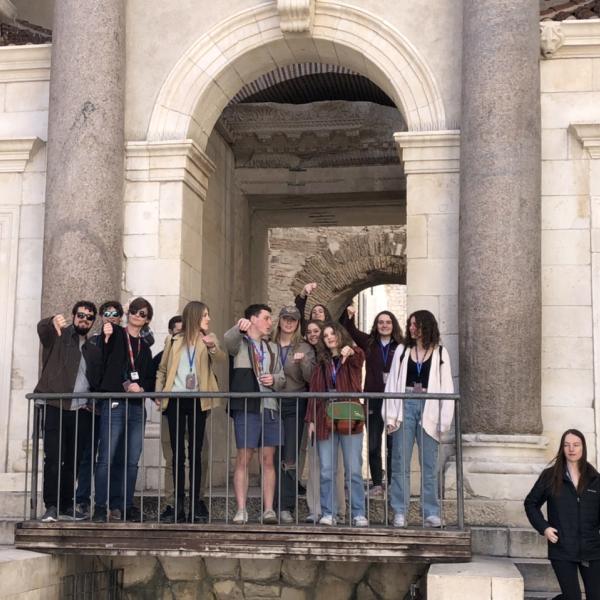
[{"left": 35, "top": 282, "right": 456, "bottom": 529}]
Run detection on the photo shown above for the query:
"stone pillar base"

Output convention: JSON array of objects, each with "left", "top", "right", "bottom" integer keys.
[{"left": 445, "top": 434, "right": 548, "bottom": 527}]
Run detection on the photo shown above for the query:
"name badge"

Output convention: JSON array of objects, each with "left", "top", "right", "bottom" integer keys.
[
  {"left": 185, "top": 373, "right": 197, "bottom": 390},
  {"left": 382, "top": 372, "right": 389, "bottom": 384},
  {"left": 130, "top": 371, "right": 140, "bottom": 382}
]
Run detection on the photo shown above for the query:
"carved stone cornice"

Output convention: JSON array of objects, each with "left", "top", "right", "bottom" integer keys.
[
  {"left": 569, "top": 123, "right": 600, "bottom": 159},
  {"left": 125, "top": 140, "right": 216, "bottom": 198},
  {"left": 394, "top": 130, "right": 460, "bottom": 174},
  {"left": 540, "top": 20, "right": 600, "bottom": 59},
  {"left": 0, "top": 43, "right": 51, "bottom": 82},
  {"left": 0, "top": 137, "right": 43, "bottom": 172},
  {"left": 277, "top": 0, "right": 314, "bottom": 33},
  {"left": 540, "top": 21, "right": 565, "bottom": 58}
]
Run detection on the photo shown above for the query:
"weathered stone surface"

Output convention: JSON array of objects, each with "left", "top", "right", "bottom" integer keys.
[
  {"left": 159, "top": 556, "right": 206, "bottom": 581},
  {"left": 213, "top": 580, "right": 245, "bottom": 600},
  {"left": 367, "top": 563, "right": 424, "bottom": 600},
  {"left": 170, "top": 581, "right": 207, "bottom": 599},
  {"left": 243, "top": 582, "right": 282, "bottom": 598},
  {"left": 205, "top": 558, "right": 239, "bottom": 579},
  {"left": 460, "top": 0, "right": 542, "bottom": 434},
  {"left": 280, "top": 587, "right": 307, "bottom": 600},
  {"left": 325, "top": 561, "right": 369, "bottom": 583},
  {"left": 355, "top": 581, "right": 378, "bottom": 600},
  {"left": 313, "top": 575, "right": 354, "bottom": 600},
  {"left": 470, "top": 527, "right": 509, "bottom": 557},
  {"left": 281, "top": 559, "right": 319, "bottom": 587},
  {"left": 240, "top": 558, "right": 281, "bottom": 582},
  {"left": 109, "top": 556, "right": 158, "bottom": 588}
]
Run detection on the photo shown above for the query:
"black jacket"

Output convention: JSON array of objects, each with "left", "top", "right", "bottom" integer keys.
[{"left": 524, "top": 465, "right": 600, "bottom": 561}]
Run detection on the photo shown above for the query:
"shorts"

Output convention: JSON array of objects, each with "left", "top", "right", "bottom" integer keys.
[{"left": 231, "top": 409, "right": 284, "bottom": 449}]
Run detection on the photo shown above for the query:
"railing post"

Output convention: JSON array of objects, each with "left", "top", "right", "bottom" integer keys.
[
  {"left": 30, "top": 403, "right": 42, "bottom": 520},
  {"left": 454, "top": 398, "right": 465, "bottom": 530}
]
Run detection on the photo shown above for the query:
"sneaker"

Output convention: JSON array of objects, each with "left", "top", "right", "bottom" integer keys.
[
  {"left": 233, "top": 508, "right": 248, "bottom": 524},
  {"left": 305, "top": 513, "right": 319, "bottom": 523},
  {"left": 124, "top": 506, "right": 142, "bottom": 522},
  {"left": 192, "top": 500, "right": 209, "bottom": 524},
  {"left": 393, "top": 513, "right": 406, "bottom": 528},
  {"left": 353, "top": 515, "right": 369, "bottom": 528},
  {"left": 319, "top": 514, "right": 337, "bottom": 526},
  {"left": 262, "top": 509, "right": 278, "bottom": 524},
  {"left": 160, "top": 505, "right": 175, "bottom": 523},
  {"left": 280, "top": 510, "right": 294, "bottom": 524},
  {"left": 425, "top": 515, "right": 442, "bottom": 528},
  {"left": 173, "top": 510, "right": 187, "bottom": 523},
  {"left": 92, "top": 507, "right": 108, "bottom": 522},
  {"left": 109, "top": 508, "right": 122, "bottom": 522},
  {"left": 76, "top": 503, "right": 90, "bottom": 518},
  {"left": 41, "top": 506, "right": 58, "bottom": 522},
  {"left": 59, "top": 507, "right": 87, "bottom": 521},
  {"left": 369, "top": 485, "right": 384, "bottom": 498}
]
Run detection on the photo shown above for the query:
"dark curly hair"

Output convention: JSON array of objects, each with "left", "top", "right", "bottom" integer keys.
[
  {"left": 404, "top": 310, "right": 440, "bottom": 349},
  {"left": 315, "top": 321, "right": 354, "bottom": 365},
  {"left": 368, "top": 310, "right": 403, "bottom": 347}
]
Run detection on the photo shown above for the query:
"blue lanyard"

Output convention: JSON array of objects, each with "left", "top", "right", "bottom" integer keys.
[
  {"left": 379, "top": 340, "right": 391, "bottom": 368},
  {"left": 279, "top": 344, "right": 291, "bottom": 366},
  {"left": 250, "top": 339, "right": 266, "bottom": 372},
  {"left": 330, "top": 357, "right": 341, "bottom": 388},
  {"left": 415, "top": 347, "right": 424, "bottom": 377},
  {"left": 186, "top": 344, "right": 196, "bottom": 372}
]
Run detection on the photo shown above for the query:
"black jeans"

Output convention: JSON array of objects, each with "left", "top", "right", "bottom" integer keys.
[
  {"left": 279, "top": 398, "right": 307, "bottom": 512},
  {"left": 366, "top": 398, "right": 393, "bottom": 487},
  {"left": 43, "top": 405, "right": 92, "bottom": 511},
  {"left": 166, "top": 399, "right": 207, "bottom": 511},
  {"left": 551, "top": 559, "right": 600, "bottom": 600}
]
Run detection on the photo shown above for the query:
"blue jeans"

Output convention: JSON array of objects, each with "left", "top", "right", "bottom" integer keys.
[
  {"left": 317, "top": 431, "right": 365, "bottom": 519},
  {"left": 94, "top": 400, "right": 145, "bottom": 511},
  {"left": 390, "top": 400, "right": 439, "bottom": 518}
]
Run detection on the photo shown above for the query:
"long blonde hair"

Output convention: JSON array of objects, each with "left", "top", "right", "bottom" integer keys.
[
  {"left": 273, "top": 317, "right": 303, "bottom": 348},
  {"left": 182, "top": 301, "right": 209, "bottom": 346}
]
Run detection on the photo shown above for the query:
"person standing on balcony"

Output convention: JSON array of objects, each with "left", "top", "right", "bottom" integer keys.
[
  {"left": 339, "top": 305, "right": 403, "bottom": 498},
  {"left": 224, "top": 304, "right": 285, "bottom": 524},
  {"left": 294, "top": 282, "right": 333, "bottom": 334},
  {"left": 93, "top": 297, "right": 155, "bottom": 522},
  {"left": 155, "top": 301, "right": 225, "bottom": 523},
  {"left": 35, "top": 301, "right": 102, "bottom": 522},
  {"left": 306, "top": 321, "right": 367, "bottom": 527},
  {"left": 525, "top": 429, "right": 600, "bottom": 600},
  {"left": 383, "top": 310, "right": 454, "bottom": 528}
]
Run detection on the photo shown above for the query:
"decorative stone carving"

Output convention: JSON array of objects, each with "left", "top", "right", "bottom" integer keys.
[
  {"left": 0, "top": 137, "right": 43, "bottom": 172},
  {"left": 540, "top": 21, "right": 565, "bottom": 58},
  {"left": 569, "top": 122, "right": 600, "bottom": 159},
  {"left": 277, "top": 0, "right": 314, "bottom": 33}
]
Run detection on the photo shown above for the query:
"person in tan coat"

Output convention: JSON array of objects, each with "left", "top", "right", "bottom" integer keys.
[{"left": 155, "top": 301, "right": 225, "bottom": 523}]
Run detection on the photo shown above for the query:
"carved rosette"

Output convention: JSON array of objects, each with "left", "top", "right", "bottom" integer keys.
[
  {"left": 540, "top": 21, "right": 565, "bottom": 58},
  {"left": 277, "top": 0, "right": 314, "bottom": 33}
]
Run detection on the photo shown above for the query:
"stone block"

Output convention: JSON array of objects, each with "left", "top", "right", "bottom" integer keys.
[
  {"left": 541, "top": 159, "right": 589, "bottom": 197},
  {"left": 367, "top": 563, "right": 424, "bottom": 599},
  {"left": 15, "top": 238, "right": 43, "bottom": 300},
  {"left": 213, "top": 580, "right": 245, "bottom": 600},
  {"left": 123, "top": 234, "right": 159, "bottom": 258},
  {"left": 542, "top": 406, "right": 595, "bottom": 433},
  {"left": 280, "top": 588, "right": 307, "bottom": 600},
  {"left": 21, "top": 172, "right": 46, "bottom": 205},
  {"left": 281, "top": 559, "right": 318, "bottom": 587},
  {"left": 407, "top": 214, "right": 427, "bottom": 258},
  {"left": 541, "top": 367, "right": 594, "bottom": 407},
  {"left": 542, "top": 229, "right": 590, "bottom": 266},
  {"left": 355, "top": 581, "right": 378, "bottom": 600},
  {"left": 0, "top": 172, "right": 23, "bottom": 204},
  {"left": 314, "top": 575, "right": 353, "bottom": 600},
  {"left": 204, "top": 558, "right": 238, "bottom": 580},
  {"left": 542, "top": 305, "right": 592, "bottom": 338},
  {"left": 407, "top": 258, "right": 458, "bottom": 296},
  {"left": 508, "top": 528, "right": 546, "bottom": 559},
  {"left": 124, "top": 200, "right": 159, "bottom": 235},
  {"left": 18, "top": 204, "right": 44, "bottom": 239},
  {"left": 159, "top": 556, "right": 205, "bottom": 581},
  {"left": 541, "top": 58, "right": 593, "bottom": 93},
  {"left": 108, "top": 556, "right": 157, "bottom": 587},
  {"left": 542, "top": 265, "right": 591, "bottom": 306},
  {"left": 159, "top": 220, "right": 182, "bottom": 259},
  {"left": 405, "top": 295, "right": 439, "bottom": 317},
  {"left": 0, "top": 111, "right": 48, "bottom": 139},
  {"left": 5, "top": 81, "right": 49, "bottom": 112},
  {"left": 542, "top": 336, "right": 592, "bottom": 369},
  {"left": 243, "top": 582, "right": 281, "bottom": 598},
  {"left": 124, "top": 181, "right": 160, "bottom": 203},
  {"left": 438, "top": 294, "right": 458, "bottom": 335},
  {"left": 470, "top": 527, "right": 508, "bottom": 557},
  {"left": 239, "top": 559, "right": 281, "bottom": 582},
  {"left": 406, "top": 173, "right": 459, "bottom": 215},
  {"left": 125, "top": 257, "right": 181, "bottom": 295},
  {"left": 541, "top": 92, "right": 600, "bottom": 129},
  {"left": 325, "top": 561, "right": 368, "bottom": 583},
  {"left": 541, "top": 129, "right": 567, "bottom": 160},
  {"left": 594, "top": 57, "right": 600, "bottom": 90},
  {"left": 427, "top": 213, "right": 459, "bottom": 259},
  {"left": 542, "top": 195, "right": 589, "bottom": 230},
  {"left": 513, "top": 558, "right": 560, "bottom": 593},
  {"left": 159, "top": 182, "right": 184, "bottom": 220}
]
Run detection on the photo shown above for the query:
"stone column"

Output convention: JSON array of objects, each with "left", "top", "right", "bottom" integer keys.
[
  {"left": 460, "top": 0, "right": 542, "bottom": 435},
  {"left": 41, "top": 0, "right": 125, "bottom": 316}
]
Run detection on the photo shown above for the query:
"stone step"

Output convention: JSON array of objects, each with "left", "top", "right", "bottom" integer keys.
[
  {"left": 514, "top": 558, "right": 560, "bottom": 594},
  {"left": 0, "top": 519, "right": 19, "bottom": 544},
  {"left": 471, "top": 526, "right": 546, "bottom": 558}
]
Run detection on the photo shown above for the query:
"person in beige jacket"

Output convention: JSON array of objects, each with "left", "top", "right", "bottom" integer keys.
[{"left": 155, "top": 301, "right": 225, "bottom": 523}]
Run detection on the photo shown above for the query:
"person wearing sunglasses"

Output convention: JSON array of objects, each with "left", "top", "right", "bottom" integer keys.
[
  {"left": 93, "top": 297, "right": 156, "bottom": 522},
  {"left": 35, "top": 301, "right": 102, "bottom": 522}
]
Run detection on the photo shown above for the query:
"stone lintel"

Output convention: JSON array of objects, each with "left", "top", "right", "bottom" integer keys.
[
  {"left": 540, "top": 19, "right": 600, "bottom": 59},
  {"left": 0, "top": 43, "right": 51, "bottom": 83},
  {"left": 125, "top": 140, "right": 216, "bottom": 199},
  {"left": 0, "top": 137, "right": 43, "bottom": 172},
  {"left": 569, "top": 122, "right": 600, "bottom": 159},
  {"left": 394, "top": 130, "right": 460, "bottom": 174},
  {"left": 277, "top": 0, "right": 314, "bottom": 33}
]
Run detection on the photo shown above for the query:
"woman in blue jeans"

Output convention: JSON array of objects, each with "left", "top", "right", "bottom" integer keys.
[
  {"left": 383, "top": 310, "right": 454, "bottom": 528},
  {"left": 306, "top": 321, "right": 367, "bottom": 527}
]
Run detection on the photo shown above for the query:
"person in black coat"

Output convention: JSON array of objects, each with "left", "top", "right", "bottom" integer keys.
[{"left": 524, "top": 429, "right": 600, "bottom": 600}]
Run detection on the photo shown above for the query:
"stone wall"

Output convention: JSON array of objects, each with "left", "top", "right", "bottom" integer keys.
[{"left": 99, "top": 555, "right": 425, "bottom": 600}]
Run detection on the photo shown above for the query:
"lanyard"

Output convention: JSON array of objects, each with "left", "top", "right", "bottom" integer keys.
[
  {"left": 379, "top": 340, "right": 391, "bottom": 369},
  {"left": 415, "top": 347, "right": 425, "bottom": 377},
  {"left": 279, "top": 344, "right": 291, "bottom": 366},
  {"left": 330, "top": 357, "right": 341, "bottom": 388},
  {"left": 125, "top": 333, "right": 140, "bottom": 372},
  {"left": 250, "top": 339, "right": 266, "bottom": 373},
  {"left": 186, "top": 344, "right": 197, "bottom": 372}
]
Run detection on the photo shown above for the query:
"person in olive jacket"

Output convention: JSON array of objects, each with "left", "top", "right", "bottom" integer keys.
[{"left": 524, "top": 429, "right": 600, "bottom": 600}]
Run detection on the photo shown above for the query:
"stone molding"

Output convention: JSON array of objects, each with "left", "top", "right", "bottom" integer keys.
[
  {"left": 125, "top": 139, "right": 216, "bottom": 198},
  {"left": 569, "top": 122, "right": 600, "bottom": 158},
  {"left": 0, "top": 0, "right": 16, "bottom": 21},
  {"left": 0, "top": 43, "right": 51, "bottom": 82},
  {"left": 394, "top": 130, "right": 460, "bottom": 174},
  {"left": 540, "top": 19, "right": 600, "bottom": 59},
  {"left": 0, "top": 137, "right": 43, "bottom": 172},
  {"left": 277, "top": 0, "right": 314, "bottom": 33},
  {"left": 147, "top": 1, "right": 446, "bottom": 145}
]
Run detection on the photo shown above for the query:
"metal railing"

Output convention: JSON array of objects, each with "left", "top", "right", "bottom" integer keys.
[{"left": 23, "top": 391, "right": 464, "bottom": 530}]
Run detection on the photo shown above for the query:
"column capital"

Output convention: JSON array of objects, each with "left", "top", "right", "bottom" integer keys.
[
  {"left": 394, "top": 130, "right": 460, "bottom": 174},
  {"left": 0, "top": 137, "right": 43, "bottom": 173},
  {"left": 125, "top": 139, "right": 216, "bottom": 198},
  {"left": 569, "top": 123, "right": 600, "bottom": 159}
]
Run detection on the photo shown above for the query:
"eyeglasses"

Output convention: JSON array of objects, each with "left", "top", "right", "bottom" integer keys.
[
  {"left": 76, "top": 312, "right": 95, "bottom": 322},
  {"left": 129, "top": 309, "right": 148, "bottom": 319},
  {"left": 103, "top": 310, "right": 122, "bottom": 318}
]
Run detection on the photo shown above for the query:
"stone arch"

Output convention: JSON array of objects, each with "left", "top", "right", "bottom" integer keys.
[
  {"left": 147, "top": 1, "right": 447, "bottom": 148},
  {"left": 291, "top": 228, "right": 406, "bottom": 319}
]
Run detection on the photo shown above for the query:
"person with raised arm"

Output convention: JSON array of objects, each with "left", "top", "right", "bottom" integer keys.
[{"left": 294, "top": 282, "right": 333, "bottom": 334}]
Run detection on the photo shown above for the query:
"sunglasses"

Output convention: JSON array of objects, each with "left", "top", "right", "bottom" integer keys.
[
  {"left": 129, "top": 309, "right": 148, "bottom": 319},
  {"left": 103, "top": 310, "right": 122, "bottom": 318},
  {"left": 76, "top": 312, "right": 95, "bottom": 322}
]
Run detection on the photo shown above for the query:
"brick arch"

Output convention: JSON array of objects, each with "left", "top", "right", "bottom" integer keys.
[{"left": 291, "top": 228, "right": 406, "bottom": 319}]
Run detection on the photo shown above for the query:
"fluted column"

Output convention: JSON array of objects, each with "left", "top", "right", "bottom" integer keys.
[
  {"left": 42, "top": 0, "right": 125, "bottom": 316},
  {"left": 460, "top": 0, "right": 542, "bottom": 434}
]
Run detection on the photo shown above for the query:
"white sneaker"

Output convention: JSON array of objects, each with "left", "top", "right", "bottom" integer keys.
[
  {"left": 305, "top": 513, "right": 319, "bottom": 523},
  {"left": 353, "top": 515, "right": 368, "bottom": 528},
  {"left": 262, "top": 509, "right": 278, "bottom": 524},
  {"left": 319, "top": 514, "right": 337, "bottom": 526},
  {"left": 393, "top": 513, "right": 406, "bottom": 528},
  {"left": 425, "top": 515, "right": 442, "bottom": 528},
  {"left": 280, "top": 510, "right": 294, "bottom": 524},
  {"left": 233, "top": 508, "right": 248, "bottom": 524}
]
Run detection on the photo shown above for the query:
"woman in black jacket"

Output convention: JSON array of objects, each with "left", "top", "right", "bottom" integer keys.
[{"left": 524, "top": 429, "right": 600, "bottom": 600}]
